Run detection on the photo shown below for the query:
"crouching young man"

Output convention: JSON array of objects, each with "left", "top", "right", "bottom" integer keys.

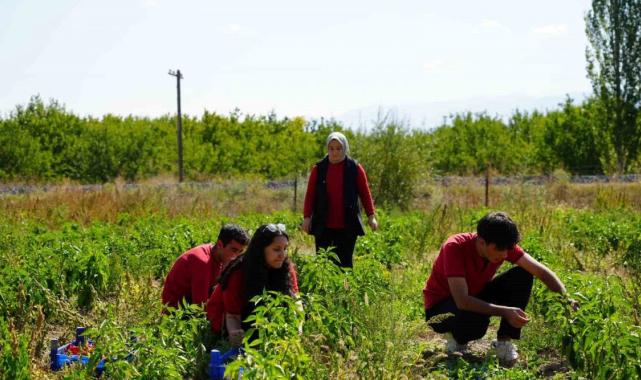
[
  {"left": 162, "top": 224, "right": 250, "bottom": 311},
  {"left": 423, "top": 211, "right": 574, "bottom": 365}
]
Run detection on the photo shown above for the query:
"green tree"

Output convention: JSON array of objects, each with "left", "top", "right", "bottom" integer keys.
[
  {"left": 352, "top": 115, "right": 424, "bottom": 210},
  {"left": 0, "top": 96, "right": 87, "bottom": 180},
  {"left": 507, "top": 110, "right": 548, "bottom": 174},
  {"left": 541, "top": 97, "right": 602, "bottom": 174},
  {"left": 585, "top": 0, "right": 641, "bottom": 173},
  {"left": 430, "top": 112, "right": 526, "bottom": 175}
]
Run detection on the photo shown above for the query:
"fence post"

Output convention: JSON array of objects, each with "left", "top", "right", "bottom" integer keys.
[
  {"left": 484, "top": 163, "right": 490, "bottom": 208},
  {"left": 292, "top": 176, "right": 298, "bottom": 212}
]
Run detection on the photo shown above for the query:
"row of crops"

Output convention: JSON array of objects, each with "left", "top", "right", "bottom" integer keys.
[{"left": 1, "top": 200, "right": 640, "bottom": 378}]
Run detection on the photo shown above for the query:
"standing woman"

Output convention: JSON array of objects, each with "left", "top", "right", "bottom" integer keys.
[
  {"left": 302, "top": 131, "right": 378, "bottom": 268},
  {"left": 206, "top": 224, "right": 299, "bottom": 346}
]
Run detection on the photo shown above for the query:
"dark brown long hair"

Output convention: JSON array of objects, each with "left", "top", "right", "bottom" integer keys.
[{"left": 218, "top": 224, "right": 294, "bottom": 325}]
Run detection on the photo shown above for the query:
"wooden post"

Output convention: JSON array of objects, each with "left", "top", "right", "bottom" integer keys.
[
  {"left": 292, "top": 177, "right": 298, "bottom": 212},
  {"left": 484, "top": 163, "right": 490, "bottom": 207}
]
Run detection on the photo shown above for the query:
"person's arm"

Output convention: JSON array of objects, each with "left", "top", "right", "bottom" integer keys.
[
  {"left": 191, "top": 277, "right": 208, "bottom": 306},
  {"left": 225, "top": 313, "right": 244, "bottom": 347},
  {"left": 287, "top": 263, "right": 304, "bottom": 334},
  {"left": 515, "top": 253, "right": 565, "bottom": 293},
  {"left": 161, "top": 258, "right": 185, "bottom": 309},
  {"left": 190, "top": 254, "right": 211, "bottom": 305},
  {"left": 447, "top": 277, "right": 530, "bottom": 328},
  {"left": 355, "top": 164, "right": 378, "bottom": 231},
  {"left": 515, "top": 253, "right": 579, "bottom": 310},
  {"left": 302, "top": 166, "right": 318, "bottom": 234},
  {"left": 289, "top": 263, "right": 299, "bottom": 294},
  {"left": 222, "top": 269, "right": 246, "bottom": 346}
]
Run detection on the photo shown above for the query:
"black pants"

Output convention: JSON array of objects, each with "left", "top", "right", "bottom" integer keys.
[
  {"left": 425, "top": 266, "right": 533, "bottom": 344},
  {"left": 315, "top": 228, "right": 358, "bottom": 268}
]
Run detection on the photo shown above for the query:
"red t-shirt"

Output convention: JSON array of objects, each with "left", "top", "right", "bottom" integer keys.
[
  {"left": 206, "top": 263, "right": 300, "bottom": 333},
  {"left": 422, "top": 233, "right": 524, "bottom": 310},
  {"left": 303, "top": 160, "right": 375, "bottom": 228},
  {"left": 162, "top": 244, "right": 223, "bottom": 308}
]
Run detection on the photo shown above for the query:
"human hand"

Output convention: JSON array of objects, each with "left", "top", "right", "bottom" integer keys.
[
  {"left": 502, "top": 307, "right": 530, "bottom": 328},
  {"left": 368, "top": 215, "right": 379, "bottom": 231},
  {"left": 567, "top": 298, "right": 580, "bottom": 312},
  {"left": 228, "top": 329, "right": 244, "bottom": 347},
  {"left": 301, "top": 217, "right": 312, "bottom": 234}
]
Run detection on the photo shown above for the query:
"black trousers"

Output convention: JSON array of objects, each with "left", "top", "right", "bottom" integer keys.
[
  {"left": 315, "top": 228, "right": 358, "bottom": 268},
  {"left": 425, "top": 266, "right": 534, "bottom": 344}
]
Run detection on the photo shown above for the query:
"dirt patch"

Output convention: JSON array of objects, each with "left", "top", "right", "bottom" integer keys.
[
  {"left": 538, "top": 360, "right": 571, "bottom": 377},
  {"left": 535, "top": 347, "right": 571, "bottom": 377},
  {"left": 420, "top": 330, "right": 493, "bottom": 365}
]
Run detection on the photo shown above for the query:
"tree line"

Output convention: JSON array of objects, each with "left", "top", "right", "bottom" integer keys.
[{"left": 1, "top": 94, "right": 640, "bottom": 204}]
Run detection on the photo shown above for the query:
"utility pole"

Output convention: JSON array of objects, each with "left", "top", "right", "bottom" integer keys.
[{"left": 168, "top": 69, "right": 184, "bottom": 182}]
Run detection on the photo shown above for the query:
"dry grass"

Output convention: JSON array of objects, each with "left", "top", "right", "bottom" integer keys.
[
  {"left": 0, "top": 178, "right": 301, "bottom": 226},
  {"left": 413, "top": 180, "right": 641, "bottom": 212},
  {"left": 2, "top": 177, "right": 640, "bottom": 227}
]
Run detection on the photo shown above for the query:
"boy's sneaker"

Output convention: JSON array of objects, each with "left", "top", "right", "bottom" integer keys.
[
  {"left": 491, "top": 339, "right": 518, "bottom": 365},
  {"left": 443, "top": 332, "right": 468, "bottom": 354}
]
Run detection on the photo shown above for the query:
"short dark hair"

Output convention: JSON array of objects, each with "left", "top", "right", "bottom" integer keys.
[
  {"left": 476, "top": 211, "right": 520, "bottom": 250},
  {"left": 217, "top": 223, "right": 250, "bottom": 246}
]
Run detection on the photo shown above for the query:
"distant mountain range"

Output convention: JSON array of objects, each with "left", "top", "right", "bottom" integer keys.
[{"left": 335, "top": 92, "right": 590, "bottom": 131}]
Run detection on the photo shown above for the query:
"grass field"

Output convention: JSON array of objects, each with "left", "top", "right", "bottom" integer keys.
[{"left": 1, "top": 179, "right": 640, "bottom": 379}]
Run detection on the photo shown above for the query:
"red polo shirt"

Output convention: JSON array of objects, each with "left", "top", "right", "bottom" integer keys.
[
  {"left": 303, "top": 160, "right": 375, "bottom": 228},
  {"left": 423, "top": 233, "right": 524, "bottom": 310},
  {"left": 162, "top": 244, "right": 223, "bottom": 308},
  {"left": 207, "top": 264, "right": 300, "bottom": 333}
]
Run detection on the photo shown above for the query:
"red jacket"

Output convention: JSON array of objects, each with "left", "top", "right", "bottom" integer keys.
[{"left": 162, "top": 244, "right": 223, "bottom": 308}]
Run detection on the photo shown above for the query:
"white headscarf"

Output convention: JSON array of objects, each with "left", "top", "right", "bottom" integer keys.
[{"left": 326, "top": 131, "right": 350, "bottom": 156}]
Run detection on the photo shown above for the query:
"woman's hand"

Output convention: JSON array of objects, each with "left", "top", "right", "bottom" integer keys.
[
  {"left": 225, "top": 313, "right": 243, "bottom": 346},
  {"left": 368, "top": 214, "right": 379, "bottom": 231},
  {"left": 228, "top": 329, "right": 244, "bottom": 347},
  {"left": 301, "top": 217, "right": 312, "bottom": 234}
]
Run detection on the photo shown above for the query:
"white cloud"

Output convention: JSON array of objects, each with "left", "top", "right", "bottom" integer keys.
[
  {"left": 531, "top": 24, "right": 567, "bottom": 37},
  {"left": 480, "top": 19, "right": 510, "bottom": 33}
]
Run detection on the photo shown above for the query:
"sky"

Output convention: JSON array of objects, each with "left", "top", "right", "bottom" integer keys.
[{"left": 1, "top": 0, "right": 593, "bottom": 128}]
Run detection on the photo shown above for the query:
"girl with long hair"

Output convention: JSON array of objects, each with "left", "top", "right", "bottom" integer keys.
[{"left": 206, "top": 223, "right": 299, "bottom": 346}]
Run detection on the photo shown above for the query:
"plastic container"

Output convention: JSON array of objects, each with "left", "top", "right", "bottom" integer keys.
[
  {"left": 49, "top": 326, "right": 106, "bottom": 375},
  {"left": 208, "top": 347, "right": 242, "bottom": 380}
]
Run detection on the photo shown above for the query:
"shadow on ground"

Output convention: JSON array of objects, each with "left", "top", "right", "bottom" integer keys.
[{"left": 417, "top": 329, "right": 572, "bottom": 378}]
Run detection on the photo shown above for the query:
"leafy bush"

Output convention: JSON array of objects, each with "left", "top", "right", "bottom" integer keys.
[
  {"left": 562, "top": 209, "right": 640, "bottom": 260},
  {"left": 532, "top": 275, "right": 641, "bottom": 379},
  {"left": 352, "top": 117, "right": 426, "bottom": 210},
  {"left": 227, "top": 292, "right": 309, "bottom": 379}
]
